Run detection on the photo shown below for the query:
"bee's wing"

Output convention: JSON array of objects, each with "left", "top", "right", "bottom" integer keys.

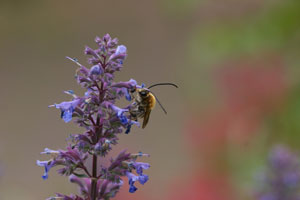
[{"left": 142, "top": 108, "right": 152, "bottom": 129}]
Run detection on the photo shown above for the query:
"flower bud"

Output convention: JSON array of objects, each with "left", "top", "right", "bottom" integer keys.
[{"left": 90, "top": 65, "right": 103, "bottom": 76}]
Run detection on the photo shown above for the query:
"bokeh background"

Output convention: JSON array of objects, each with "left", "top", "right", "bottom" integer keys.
[{"left": 1, "top": 0, "right": 300, "bottom": 199}]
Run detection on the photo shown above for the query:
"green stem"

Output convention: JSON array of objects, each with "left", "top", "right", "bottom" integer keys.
[{"left": 91, "top": 154, "right": 98, "bottom": 200}]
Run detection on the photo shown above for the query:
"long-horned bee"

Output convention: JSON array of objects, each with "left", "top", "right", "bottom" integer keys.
[{"left": 129, "top": 83, "right": 178, "bottom": 128}]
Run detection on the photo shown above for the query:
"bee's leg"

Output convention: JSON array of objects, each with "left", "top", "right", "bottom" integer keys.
[
  {"left": 129, "top": 110, "right": 138, "bottom": 121},
  {"left": 138, "top": 106, "right": 145, "bottom": 113},
  {"left": 131, "top": 93, "right": 136, "bottom": 101},
  {"left": 131, "top": 114, "right": 137, "bottom": 121}
]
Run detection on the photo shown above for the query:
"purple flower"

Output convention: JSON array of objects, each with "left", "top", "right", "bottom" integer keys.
[
  {"left": 84, "top": 46, "right": 98, "bottom": 58},
  {"left": 103, "top": 33, "right": 111, "bottom": 42},
  {"left": 36, "top": 160, "right": 54, "bottom": 180},
  {"left": 283, "top": 171, "right": 300, "bottom": 187},
  {"left": 269, "top": 146, "right": 298, "bottom": 170},
  {"left": 258, "top": 193, "right": 277, "bottom": 200},
  {"left": 89, "top": 64, "right": 103, "bottom": 76},
  {"left": 39, "top": 34, "right": 150, "bottom": 199},
  {"left": 49, "top": 99, "right": 81, "bottom": 123},
  {"left": 109, "top": 45, "right": 127, "bottom": 62},
  {"left": 255, "top": 145, "right": 300, "bottom": 200}
]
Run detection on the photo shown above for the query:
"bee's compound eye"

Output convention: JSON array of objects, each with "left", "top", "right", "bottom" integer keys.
[
  {"left": 130, "top": 88, "right": 136, "bottom": 93},
  {"left": 140, "top": 91, "right": 147, "bottom": 96}
]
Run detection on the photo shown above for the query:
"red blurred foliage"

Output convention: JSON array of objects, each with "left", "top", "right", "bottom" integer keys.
[
  {"left": 187, "top": 55, "right": 288, "bottom": 149},
  {"left": 166, "top": 172, "right": 236, "bottom": 200},
  {"left": 217, "top": 56, "right": 287, "bottom": 114}
]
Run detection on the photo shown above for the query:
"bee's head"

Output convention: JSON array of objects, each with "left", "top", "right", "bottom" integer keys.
[{"left": 138, "top": 89, "right": 149, "bottom": 97}]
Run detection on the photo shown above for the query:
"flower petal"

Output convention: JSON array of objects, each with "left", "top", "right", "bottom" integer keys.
[
  {"left": 50, "top": 99, "right": 81, "bottom": 123},
  {"left": 115, "top": 45, "right": 127, "bottom": 55},
  {"left": 40, "top": 148, "right": 59, "bottom": 155},
  {"left": 36, "top": 160, "right": 53, "bottom": 180},
  {"left": 133, "top": 162, "right": 150, "bottom": 175},
  {"left": 138, "top": 174, "right": 149, "bottom": 185}
]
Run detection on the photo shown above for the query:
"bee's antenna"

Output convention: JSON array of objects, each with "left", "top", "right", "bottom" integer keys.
[
  {"left": 148, "top": 83, "right": 178, "bottom": 89},
  {"left": 150, "top": 91, "right": 167, "bottom": 114}
]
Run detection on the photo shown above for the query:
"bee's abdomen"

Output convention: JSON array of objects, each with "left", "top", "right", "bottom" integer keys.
[{"left": 148, "top": 93, "right": 156, "bottom": 110}]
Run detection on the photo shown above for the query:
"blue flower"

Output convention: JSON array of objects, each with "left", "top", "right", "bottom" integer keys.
[
  {"left": 119, "top": 114, "right": 128, "bottom": 125},
  {"left": 125, "top": 162, "right": 150, "bottom": 193},
  {"left": 115, "top": 45, "right": 127, "bottom": 55},
  {"left": 138, "top": 174, "right": 149, "bottom": 185},
  {"left": 128, "top": 79, "right": 137, "bottom": 88},
  {"left": 135, "top": 82, "right": 145, "bottom": 89},
  {"left": 108, "top": 45, "right": 127, "bottom": 62},
  {"left": 125, "top": 121, "right": 140, "bottom": 134},
  {"left": 129, "top": 182, "right": 138, "bottom": 193},
  {"left": 110, "top": 105, "right": 129, "bottom": 125},
  {"left": 125, "top": 125, "right": 131, "bottom": 134},
  {"left": 123, "top": 88, "right": 131, "bottom": 101},
  {"left": 49, "top": 99, "right": 81, "bottom": 123},
  {"left": 126, "top": 172, "right": 139, "bottom": 193},
  {"left": 133, "top": 162, "right": 150, "bottom": 176},
  {"left": 36, "top": 160, "right": 54, "bottom": 180}
]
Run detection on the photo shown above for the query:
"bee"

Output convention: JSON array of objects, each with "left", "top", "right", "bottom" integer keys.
[{"left": 129, "top": 83, "right": 178, "bottom": 128}]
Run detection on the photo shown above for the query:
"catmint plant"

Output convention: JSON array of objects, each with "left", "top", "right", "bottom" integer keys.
[
  {"left": 37, "top": 34, "right": 150, "bottom": 200},
  {"left": 255, "top": 145, "right": 300, "bottom": 200}
]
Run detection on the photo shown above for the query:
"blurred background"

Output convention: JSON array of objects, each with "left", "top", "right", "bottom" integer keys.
[{"left": 1, "top": 0, "right": 300, "bottom": 199}]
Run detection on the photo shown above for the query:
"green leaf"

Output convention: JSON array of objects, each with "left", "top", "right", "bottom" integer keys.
[{"left": 73, "top": 172, "right": 89, "bottom": 178}]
